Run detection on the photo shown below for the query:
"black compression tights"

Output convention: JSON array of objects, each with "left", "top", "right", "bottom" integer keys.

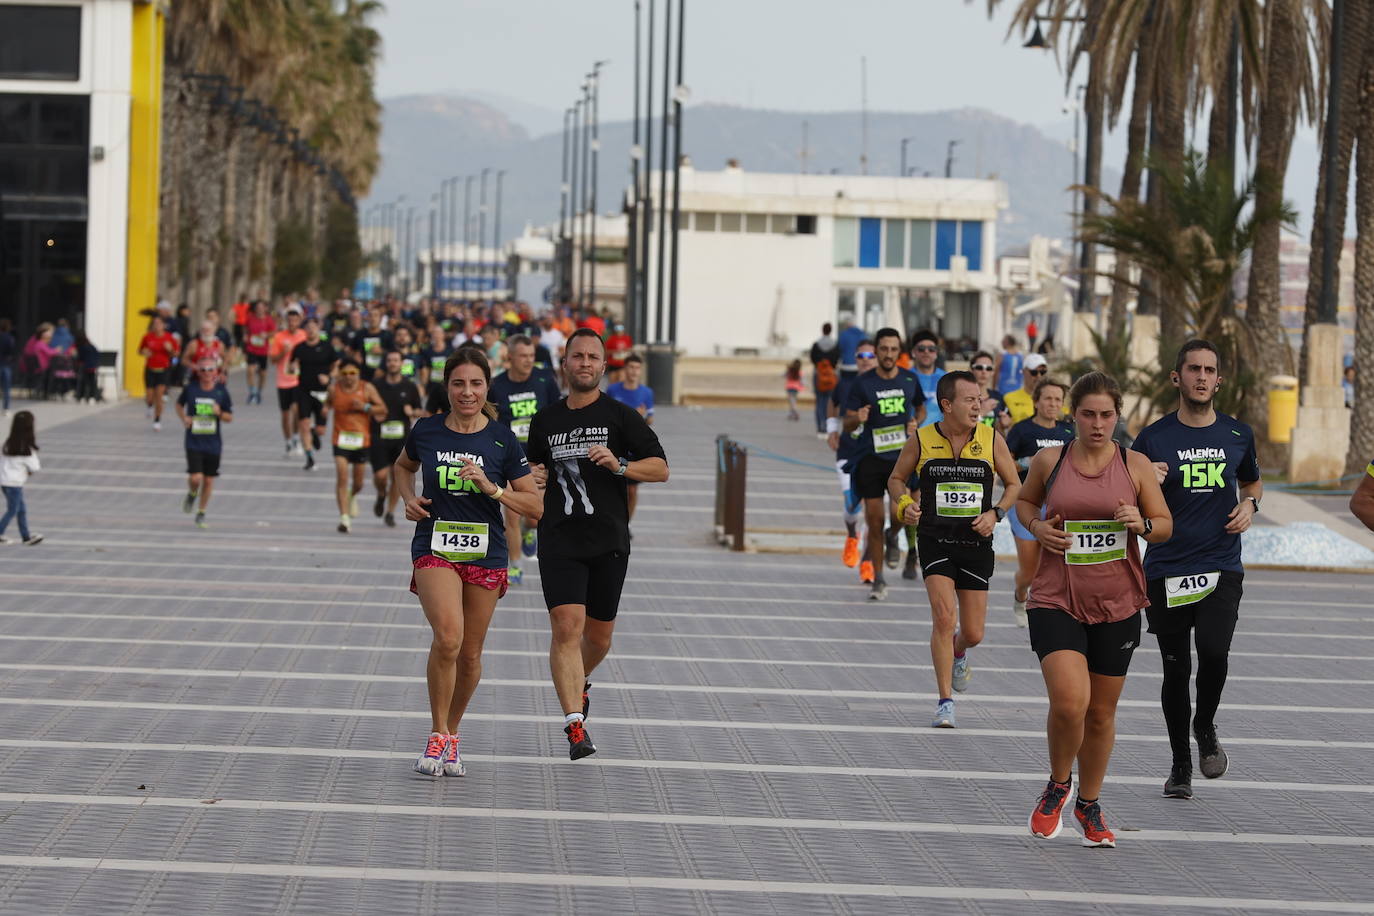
[{"left": 1156, "top": 615, "right": 1238, "bottom": 765}]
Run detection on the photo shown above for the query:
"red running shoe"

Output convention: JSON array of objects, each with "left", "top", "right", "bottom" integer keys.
[
  {"left": 1028, "top": 778, "right": 1073, "bottom": 839},
  {"left": 859, "top": 560, "right": 875, "bottom": 584},
  {"left": 842, "top": 536, "right": 860, "bottom": 568},
  {"left": 1074, "top": 800, "right": 1117, "bottom": 848},
  {"left": 565, "top": 720, "right": 596, "bottom": 760}
]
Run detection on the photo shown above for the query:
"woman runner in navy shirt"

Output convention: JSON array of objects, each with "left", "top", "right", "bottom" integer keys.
[{"left": 393, "top": 348, "right": 542, "bottom": 777}]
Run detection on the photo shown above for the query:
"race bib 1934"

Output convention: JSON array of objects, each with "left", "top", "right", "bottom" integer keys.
[
  {"left": 336, "top": 430, "right": 365, "bottom": 450},
  {"left": 1064, "top": 520, "right": 1126, "bottom": 566},
  {"left": 430, "top": 520, "right": 489, "bottom": 562},
  {"left": 935, "top": 482, "right": 982, "bottom": 517},
  {"left": 1165, "top": 572, "right": 1219, "bottom": 607},
  {"left": 872, "top": 424, "right": 906, "bottom": 454}
]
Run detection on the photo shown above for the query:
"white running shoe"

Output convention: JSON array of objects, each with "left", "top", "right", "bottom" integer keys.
[
  {"left": 1014, "top": 593, "right": 1029, "bottom": 628},
  {"left": 338, "top": 514, "right": 351, "bottom": 534},
  {"left": 414, "top": 732, "right": 447, "bottom": 776},
  {"left": 442, "top": 734, "right": 465, "bottom": 777},
  {"left": 152, "top": 420, "right": 161, "bottom": 431}
]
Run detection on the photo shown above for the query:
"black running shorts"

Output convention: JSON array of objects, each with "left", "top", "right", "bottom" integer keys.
[
  {"left": 246, "top": 352, "right": 268, "bottom": 371},
  {"left": 1028, "top": 607, "right": 1141, "bottom": 677},
  {"left": 277, "top": 386, "right": 298, "bottom": 412},
  {"left": 853, "top": 454, "right": 898, "bottom": 500},
  {"left": 333, "top": 444, "right": 369, "bottom": 464},
  {"left": 1144, "top": 569, "right": 1243, "bottom": 637},
  {"left": 917, "top": 536, "right": 994, "bottom": 591},
  {"left": 144, "top": 367, "right": 169, "bottom": 389},
  {"left": 185, "top": 449, "right": 222, "bottom": 477},
  {"left": 539, "top": 551, "right": 630, "bottom": 622},
  {"left": 369, "top": 437, "right": 406, "bottom": 472},
  {"left": 297, "top": 388, "right": 327, "bottom": 425}
]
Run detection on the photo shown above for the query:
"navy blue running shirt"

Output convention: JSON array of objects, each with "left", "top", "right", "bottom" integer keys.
[
  {"left": 830, "top": 375, "right": 872, "bottom": 471},
  {"left": 842, "top": 368, "right": 919, "bottom": 464},
  {"left": 1131, "top": 411, "right": 1260, "bottom": 579},
  {"left": 403, "top": 414, "right": 531, "bottom": 567},
  {"left": 489, "top": 368, "right": 562, "bottom": 444},
  {"left": 178, "top": 382, "right": 233, "bottom": 455},
  {"left": 1005, "top": 416, "right": 1076, "bottom": 480}
]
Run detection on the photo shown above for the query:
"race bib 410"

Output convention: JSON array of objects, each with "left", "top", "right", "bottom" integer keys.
[{"left": 1165, "top": 572, "right": 1219, "bottom": 607}]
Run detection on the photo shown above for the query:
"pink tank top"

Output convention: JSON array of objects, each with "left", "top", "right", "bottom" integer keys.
[{"left": 1030, "top": 441, "right": 1147, "bottom": 624}]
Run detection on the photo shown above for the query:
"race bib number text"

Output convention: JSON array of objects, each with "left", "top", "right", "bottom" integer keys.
[
  {"left": 336, "top": 430, "right": 365, "bottom": 450},
  {"left": 935, "top": 482, "right": 982, "bottom": 517},
  {"left": 1165, "top": 572, "right": 1219, "bottom": 607},
  {"left": 872, "top": 424, "right": 906, "bottom": 454},
  {"left": 1065, "top": 520, "right": 1126, "bottom": 566},
  {"left": 430, "top": 520, "right": 489, "bottom": 562}
]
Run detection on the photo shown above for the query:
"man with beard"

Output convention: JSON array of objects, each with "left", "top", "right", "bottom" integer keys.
[
  {"left": 1130, "top": 339, "right": 1262, "bottom": 800},
  {"left": 524, "top": 329, "right": 668, "bottom": 760}
]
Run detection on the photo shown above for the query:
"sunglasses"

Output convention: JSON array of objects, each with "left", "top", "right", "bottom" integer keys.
[
  {"left": 340, "top": 369, "right": 360, "bottom": 376},
  {"left": 971, "top": 363, "right": 994, "bottom": 371},
  {"left": 856, "top": 351, "right": 876, "bottom": 359},
  {"left": 915, "top": 345, "right": 939, "bottom": 353},
  {"left": 1027, "top": 368, "right": 1048, "bottom": 376}
]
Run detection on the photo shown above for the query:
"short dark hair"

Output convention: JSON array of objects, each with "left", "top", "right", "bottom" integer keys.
[
  {"left": 911, "top": 328, "right": 938, "bottom": 347},
  {"left": 1033, "top": 378, "right": 1068, "bottom": 402},
  {"left": 1174, "top": 338, "right": 1220, "bottom": 374},
  {"left": 507, "top": 334, "right": 533, "bottom": 350},
  {"left": 874, "top": 327, "right": 903, "bottom": 346},
  {"left": 566, "top": 327, "right": 606, "bottom": 354},
  {"left": 856, "top": 338, "right": 875, "bottom": 352},
  {"left": 972, "top": 350, "right": 995, "bottom": 365},
  {"left": 936, "top": 369, "right": 977, "bottom": 411},
  {"left": 624, "top": 353, "right": 643, "bottom": 366},
  {"left": 822, "top": 322, "right": 833, "bottom": 336}
]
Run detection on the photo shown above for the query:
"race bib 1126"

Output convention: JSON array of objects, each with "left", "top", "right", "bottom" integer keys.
[{"left": 1065, "top": 520, "right": 1126, "bottom": 566}]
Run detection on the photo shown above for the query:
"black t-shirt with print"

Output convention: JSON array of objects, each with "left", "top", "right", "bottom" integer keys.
[{"left": 525, "top": 392, "right": 667, "bottom": 559}]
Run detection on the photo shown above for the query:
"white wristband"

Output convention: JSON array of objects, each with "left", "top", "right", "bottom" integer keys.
[{"left": 825, "top": 417, "right": 840, "bottom": 434}]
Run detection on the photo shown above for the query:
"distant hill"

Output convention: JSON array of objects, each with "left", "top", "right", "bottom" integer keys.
[{"left": 365, "top": 94, "right": 1119, "bottom": 253}]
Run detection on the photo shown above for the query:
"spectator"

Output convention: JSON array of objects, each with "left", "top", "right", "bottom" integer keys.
[
  {"left": 809, "top": 323, "right": 840, "bottom": 435},
  {"left": 1026, "top": 318, "right": 1039, "bottom": 353},
  {"left": 784, "top": 358, "right": 803, "bottom": 421},
  {"left": 0, "top": 319, "right": 14, "bottom": 415},
  {"left": 50, "top": 318, "right": 74, "bottom": 352},
  {"left": 74, "top": 332, "right": 102, "bottom": 402},
  {"left": 1345, "top": 365, "right": 1356, "bottom": 409},
  {"left": 606, "top": 323, "right": 633, "bottom": 383},
  {"left": 836, "top": 317, "right": 866, "bottom": 381},
  {"left": 995, "top": 334, "right": 1024, "bottom": 395}
]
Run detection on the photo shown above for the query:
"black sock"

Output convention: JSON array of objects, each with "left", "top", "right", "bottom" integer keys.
[
  {"left": 1076, "top": 796, "right": 1098, "bottom": 808},
  {"left": 845, "top": 520, "right": 856, "bottom": 537}
]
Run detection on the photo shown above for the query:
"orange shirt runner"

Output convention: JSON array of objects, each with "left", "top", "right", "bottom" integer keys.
[{"left": 330, "top": 380, "right": 382, "bottom": 450}]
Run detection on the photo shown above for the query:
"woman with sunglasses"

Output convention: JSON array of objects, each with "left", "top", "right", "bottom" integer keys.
[
  {"left": 394, "top": 348, "right": 543, "bottom": 777},
  {"left": 328, "top": 360, "right": 386, "bottom": 532},
  {"left": 967, "top": 351, "right": 1004, "bottom": 427},
  {"left": 175, "top": 360, "right": 233, "bottom": 528}
]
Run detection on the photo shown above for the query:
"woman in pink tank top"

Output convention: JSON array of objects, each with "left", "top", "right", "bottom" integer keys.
[{"left": 1014, "top": 371, "right": 1171, "bottom": 848}]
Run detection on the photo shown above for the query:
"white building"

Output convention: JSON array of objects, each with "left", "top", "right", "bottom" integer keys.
[{"left": 637, "top": 162, "right": 1008, "bottom": 357}]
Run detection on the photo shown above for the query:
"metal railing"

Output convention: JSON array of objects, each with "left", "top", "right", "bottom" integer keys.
[{"left": 714, "top": 435, "right": 747, "bottom": 551}]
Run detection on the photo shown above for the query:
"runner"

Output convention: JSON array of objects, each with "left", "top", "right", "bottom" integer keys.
[
  {"left": 605, "top": 323, "right": 633, "bottom": 383},
  {"left": 370, "top": 350, "right": 423, "bottom": 527},
  {"left": 243, "top": 300, "right": 276, "bottom": 405},
  {"left": 968, "top": 350, "right": 1004, "bottom": 426},
  {"left": 909, "top": 329, "right": 947, "bottom": 426},
  {"left": 268, "top": 308, "right": 306, "bottom": 455},
  {"left": 842, "top": 327, "right": 922, "bottom": 600},
  {"left": 1018, "top": 371, "right": 1171, "bottom": 847},
  {"left": 328, "top": 360, "right": 386, "bottom": 532},
  {"left": 487, "top": 334, "right": 561, "bottom": 583},
  {"left": 994, "top": 334, "right": 1025, "bottom": 397},
  {"left": 138, "top": 315, "right": 179, "bottom": 431},
  {"left": 1001, "top": 353, "right": 1050, "bottom": 427},
  {"left": 1130, "top": 339, "right": 1262, "bottom": 799},
  {"left": 606, "top": 353, "right": 655, "bottom": 529},
  {"left": 1352, "top": 458, "right": 1374, "bottom": 531},
  {"left": 1004, "top": 378, "right": 1075, "bottom": 626},
  {"left": 525, "top": 329, "right": 669, "bottom": 759},
  {"left": 175, "top": 360, "right": 233, "bottom": 528},
  {"left": 390, "top": 324, "right": 422, "bottom": 383},
  {"left": 827, "top": 341, "right": 876, "bottom": 577},
  {"left": 291, "top": 318, "right": 339, "bottom": 472},
  {"left": 349, "top": 310, "right": 392, "bottom": 375},
  {"left": 419, "top": 321, "right": 456, "bottom": 390},
  {"left": 183, "top": 320, "right": 226, "bottom": 376},
  {"left": 394, "top": 347, "right": 542, "bottom": 777},
  {"left": 887, "top": 370, "right": 1020, "bottom": 727}
]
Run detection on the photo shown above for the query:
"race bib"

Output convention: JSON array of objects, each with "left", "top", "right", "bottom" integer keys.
[
  {"left": 935, "top": 482, "right": 982, "bottom": 517},
  {"left": 249, "top": 334, "right": 266, "bottom": 348},
  {"left": 312, "top": 389, "right": 328, "bottom": 403},
  {"left": 1166, "top": 572, "right": 1219, "bottom": 607},
  {"left": 1065, "top": 520, "right": 1126, "bottom": 566},
  {"left": 430, "top": 520, "right": 489, "bottom": 562},
  {"left": 336, "top": 430, "right": 365, "bottom": 450},
  {"left": 380, "top": 420, "right": 406, "bottom": 440},
  {"left": 872, "top": 424, "right": 906, "bottom": 454},
  {"left": 365, "top": 352, "right": 382, "bottom": 368},
  {"left": 190, "top": 416, "right": 217, "bottom": 435},
  {"left": 511, "top": 417, "right": 532, "bottom": 442},
  {"left": 431, "top": 356, "right": 447, "bottom": 373},
  {"left": 400, "top": 359, "right": 416, "bottom": 377}
]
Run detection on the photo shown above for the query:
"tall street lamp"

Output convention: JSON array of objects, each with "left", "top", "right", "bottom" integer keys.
[
  {"left": 588, "top": 61, "right": 607, "bottom": 314},
  {"left": 900, "top": 137, "right": 914, "bottom": 178},
  {"left": 655, "top": 0, "right": 673, "bottom": 342},
  {"left": 477, "top": 168, "right": 490, "bottom": 303},
  {"left": 560, "top": 107, "right": 573, "bottom": 303},
  {"left": 628, "top": 0, "right": 644, "bottom": 342},
  {"left": 641, "top": 0, "right": 656, "bottom": 339},
  {"left": 667, "top": 0, "right": 686, "bottom": 346},
  {"left": 493, "top": 169, "right": 506, "bottom": 300}
]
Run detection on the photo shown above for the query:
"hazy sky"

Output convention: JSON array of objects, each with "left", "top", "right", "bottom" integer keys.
[{"left": 375, "top": 1, "right": 1079, "bottom": 129}]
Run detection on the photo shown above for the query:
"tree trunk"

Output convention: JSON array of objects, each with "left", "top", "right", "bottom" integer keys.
[
  {"left": 1108, "top": 7, "right": 1156, "bottom": 334},
  {"left": 1147, "top": 1, "right": 1189, "bottom": 355},
  {"left": 1348, "top": 63, "right": 1374, "bottom": 476},
  {"left": 1078, "top": 0, "right": 1106, "bottom": 318}
]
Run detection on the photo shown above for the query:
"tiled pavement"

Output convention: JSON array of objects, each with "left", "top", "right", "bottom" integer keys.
[{"left": 1, "top": 390, "right": 1372, "bottom": 915}]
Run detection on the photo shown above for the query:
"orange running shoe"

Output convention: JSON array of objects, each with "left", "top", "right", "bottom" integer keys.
[
  {"left": 1029, "top": 778, "right": 1073, "bottom": 839},
  {"left": 842, "top": 536, "right": 860, "bottom": 568},
  {"left": 859, "top": 560, "right": 875, "bottom": 583},
  {"left": 1073, "top": 800, "right": 1116, "bottom": 848}
]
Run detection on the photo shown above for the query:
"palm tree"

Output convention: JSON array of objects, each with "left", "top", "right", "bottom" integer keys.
[{"left": 1349, "top": 51, "right": 1374, "bottom": 476}]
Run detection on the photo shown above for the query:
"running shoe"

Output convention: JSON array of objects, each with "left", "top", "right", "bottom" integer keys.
[
  {"left": 868, "top": 579, "right": 888, "bottom": 601},
  {"left": 565, "top": 720, "right": 596, "bottom": 760},
  {"left": 312, "top": 431, "right": 322, "bottom": 451},
  {"left": 1195, "top": 724, "right": 1229, "bottom": 778},
  {"left": 182, "top": 490, "right": 198, "bottom": 514},
  {"left": 522, "top": 529, "right": 538, "bottom": 558},
  {"left": 349, "top": 491, "right": 359, "bottom": 518},
  {"left": 442, "top": 734, "right": 466, "bottom": 777},
  {"left": 384, "top": 512, "right": 396, "bottom": 528},
  {"left": 508, "top": 566, "right": 523, "bottom": 585},
  {"left": 859, "top": 560, "right": 875, "bottom": 584},
  {"left": 931, "top": 698, "right": 956, "bottom": 728},
  {"left": 0, "top": 538, "right": 10, "bottom": 545},
  {"left": 841, "top": 536, "right": 860, "bottom": 568},
  {"left": 284, "top": 442, "right": 293, "bottom": 458},
  {"left": 1013, "top": 593, "right": 1029, "bottom": 628},
  {"left": 373, "top": 492, "right": 386, "bottom": 517},
  {"left": 338, "top": 514, "right": 351, "bottom": 534},
  {"left": 22, "top": 534, "right": 43, "bottom": 546},
  {"left": 901, "top": 548, "right": 919, "bottom": 580},
  {"left": 303, "top": 453, "right": 316, "bottom": 471},
  {"left": 1163, "top": 763, "right": 1193, "bottom": 799},
  {"left": 414, "top": 732, "right": 447, "bottom": 776},
  {"left": 1074, "top": 800, "right": 1117, "bottom": 848},
  {"left": 884, "top": 527, "right": 901, "bottom": 569},
  {"left": 195, "top": 513, "right": 207, "bottom": 529},
  {"left": 951, "top": 649, "right": 971, "bottom": 693},
  {"left": 582, "top": 681, "right": 591, "bottom": 720},
  {"left": 1029, "top": 778, "right": 1073, "bottom": 838},
  {"left": 152, "top": 420, "right": 161, "bottom": 431}
]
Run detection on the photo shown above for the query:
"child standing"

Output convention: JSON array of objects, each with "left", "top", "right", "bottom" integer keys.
[
  {"left": 0, "top": 410, "right": 43, "bottom": 545},
  {"left": 784, "top": 359, "right": 803, "bottom": 421}
]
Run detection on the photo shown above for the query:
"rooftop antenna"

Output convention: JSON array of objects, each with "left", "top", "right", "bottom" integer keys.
[
  {"left": 801, "top": 119, "right": 810, "bottom": 174},
  {"left": 859, "top": 56, "right": 869, "bottom": 175}
]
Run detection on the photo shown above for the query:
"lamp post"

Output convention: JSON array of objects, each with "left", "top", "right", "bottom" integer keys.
[
  {"left": 944, "top": 139, "right": 960, "bottom": 178},
  {"left": 641, "top": 0, "right": 656, "bottom": 339},
  {"left": 655, "top": 0, "right": 673, "bottom": 343},
  {"left": 560, "top": 107, "right": 573, "bottom": 304},
  {"left": 477, "top": 168, "right": 490, "bottom": 303},
  {"left": 570, "top": 99, "right": 582, "bottom": 305},
  {"left": 428, "top": 194, "right": 437, "bottom": 298},
  {"left": 437, "top": 180, "right": 448, "bottom": 301},
  {"left": 462, "top": 177, "right": 473, "bottom": 302},
  {"left": 493, "top": 169, "right": 505, "bottom": 300},
  {"left": 579, "top": 82, "right": 592, "bottom": 310},
  {"left": 629, "top": 1, "right": 643, "bottom": 343},
  {"left": 447, "top": 176, "right": 459, "bottom": 301},
  {"left": 588, "top": 61, "right": 606, "bottom": 314},
  {"left": 667, "top": 0, "right": 685, "bottom": 346},
  {"left": 900, "top": 137, "right": 914, "bottom": 179}
]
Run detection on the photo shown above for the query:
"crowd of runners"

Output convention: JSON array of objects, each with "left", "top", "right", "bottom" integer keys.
[{"left": 131, "top": 295, "right": 1374, "bottom": 851}]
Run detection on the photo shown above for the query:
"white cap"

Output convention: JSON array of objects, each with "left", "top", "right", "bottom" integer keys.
[{"left": 1024, "top": 353, "right": 1047, "bottom": 371}]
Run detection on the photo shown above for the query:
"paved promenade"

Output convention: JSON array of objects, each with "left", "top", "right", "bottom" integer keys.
[{"left": 1, "top": 394, "right": 1372, "bottom": 914}]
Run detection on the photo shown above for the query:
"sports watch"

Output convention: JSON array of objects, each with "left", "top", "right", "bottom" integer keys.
[
  {"left": 993, "top": 506, "right": 1006, "bottom": 523},
  {"left": 615, "top": 457, "right": 628, "bottom": 476}
]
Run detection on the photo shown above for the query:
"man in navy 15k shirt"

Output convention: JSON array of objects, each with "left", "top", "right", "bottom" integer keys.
[
  {"left": 606, "top": 353, "right": 656, "bottom": 527},
  {"left": 175, "top": 361, "right": 234, "bottom": 528},
  {"left": 1130, "top": 339, "right": 1262, "bottom": 800}
]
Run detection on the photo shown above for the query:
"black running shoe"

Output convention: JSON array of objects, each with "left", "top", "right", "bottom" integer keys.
[
  {"left": 303, "top": 453, "right": 316, "bottom": 471},
  {"left": 565, "top": 721, "right": 596, "bottom": 760},
  {"left": 1194, "top": 724, "right": 1229, "bottom": 779},
  {"left": 374, "top": 493, "right": 386, "bottom": 517},
  {"left": 901, "top": 547, "right": 919, "bottom": 580},
  {"left": 384, "top": 512, "right": 396, "bottom": 528},
  {"left": 582, "top": 681, "right": 591, "bottom": 720},
  {"left": 884, "top": 527, "right": 901, "bottom": 569},
  {"left": 1163, "top": 763, "right": 1193, "bottom": 799}
]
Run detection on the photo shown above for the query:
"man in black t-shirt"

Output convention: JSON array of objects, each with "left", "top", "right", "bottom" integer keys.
[
  {"left": 525, "top": 329, "right": 669, "bottom": 760},
  {"left": 370, "top": 350, "right": 423, "bottom": 526},
  {"left": 290, "top": 317, "right": 338, "bottom": 471}
]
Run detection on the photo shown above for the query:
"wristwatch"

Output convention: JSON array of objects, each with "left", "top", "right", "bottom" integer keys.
[
  {"left": 1142, "top": 517, "right": 1154, "bottom": 537},
  {"left": 993, "top": 506, "right": 1006, "bottom": 523},
  {"left": 615, "top": 457, "right": 628, "bottom": 476},
  {"left": 1247, "top": 496, "right": 1260, "bottom": 513}
]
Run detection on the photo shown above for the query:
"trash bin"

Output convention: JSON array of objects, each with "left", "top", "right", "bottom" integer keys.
[
  {"left": 1268, "top": 374, "right": 1298, "bottom": 444},
  {"left": 646, "top": 342, "right": 676, "bottom": 406}
]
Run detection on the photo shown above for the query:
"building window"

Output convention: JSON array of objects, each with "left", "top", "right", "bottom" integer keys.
[
  {"left": 960, "top": 220, "right": 983, "bottom": 271},
  {"left": 770, "top": 214, "right": 793, "bottom": 234},
  {"left": 678, "top": 210, "right": 690, "bottom": 230},
  {"left": 796, "top": 214, "right": 817, "bottom": 235},
  {"left": 0, "top": 6, "right": 81, "bottom": 81},
  {"left": 719, "top": 212, "right": 741, "bottom": 232},
  {"left": 934, "top": 219, "right": 958, "bottom": 270},
  {"left": 746, "top": 213, "right": 767, "bottom": 233},
  {"left": 885, "top": 219, "right": 905, "bottom": 269},
  {"left": 909, "top": 220, "right": 932, "bottom": 269},
  {"left": 832, "top": 217, "right": 856, "bottom": 267},
  {"left": 695, "top": 212, "right": 717, "bottom": 232},
  {"left": 858, "top": 218, "right": 881, "bottom": 268},
  {"left": 836, "top": 287, "right": 857, "bottom": 327}
]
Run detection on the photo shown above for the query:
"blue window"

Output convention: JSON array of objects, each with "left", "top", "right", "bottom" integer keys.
[
  {"left": 858, "top": 218, "right": 881, "bottom": 268},
  {"left": 934, "top": 220, "right": 958, "bottom": 270},
  {"left": 960, "top": 221, "right": 983, "bottom": 271}
]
